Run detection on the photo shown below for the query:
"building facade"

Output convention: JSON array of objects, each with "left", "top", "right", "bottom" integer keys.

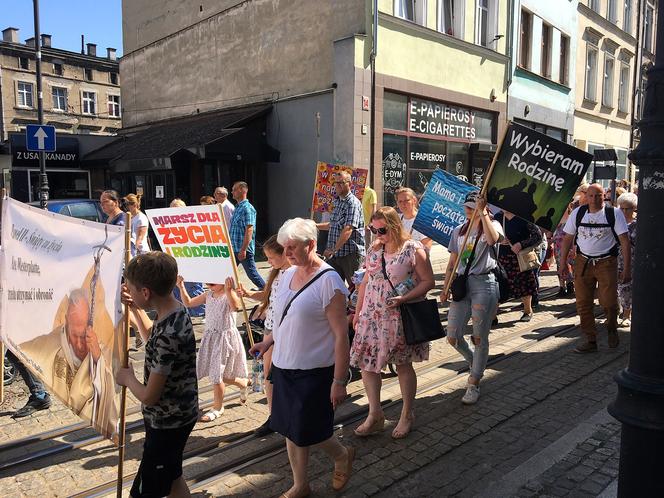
[
  {"left": 573, "top": 0, "right": 657, "bottom": 187},
  {"left": 507, "top": 1, "right": 578, "bottom": 145},
  {"left": 0, "top": 27, "right": 121, "bottom": 201},
  {"left": 116, "top": 0, "right": 510, "bottom": 234}
]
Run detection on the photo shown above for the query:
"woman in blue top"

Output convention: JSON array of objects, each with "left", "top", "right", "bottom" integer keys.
[{"left": 100, "top": 190, "right": 125, "bottom": 226}]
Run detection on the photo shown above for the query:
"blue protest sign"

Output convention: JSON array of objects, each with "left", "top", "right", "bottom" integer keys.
[{"left": 412, "top": 169, "right": 478, "bottom": 247}]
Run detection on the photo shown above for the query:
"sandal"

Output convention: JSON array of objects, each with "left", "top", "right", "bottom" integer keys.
[
  {"left": 279, "top": 486, "right": 311, "bottom": 498},
  {"left": 240, "top": 380, "right": 251, "bottom": 404},
  {"left": 392, "top": 412, "right": 415, "bottom": 439},
  {"left": 199, "top": 408, "right": 224, "bottom": 422},
  {"left": 332, "top": 446, "right": 355, "bottom": 491},
  {"left": 353, "top": 415, "right": 385, "bottom": 437}
]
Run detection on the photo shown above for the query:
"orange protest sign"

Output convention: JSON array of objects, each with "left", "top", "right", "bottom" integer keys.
[{"left": 311, "top": 162, "right": 368, "bottom": 213}]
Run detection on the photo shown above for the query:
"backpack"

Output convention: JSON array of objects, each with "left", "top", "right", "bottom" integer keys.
[{"left": 573, "top": 205, "right": 620, "bottom": 257}]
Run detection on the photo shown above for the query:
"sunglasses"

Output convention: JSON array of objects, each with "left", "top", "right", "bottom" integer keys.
[{"left": 368, "top": 225, "right": 388, "bottom": 235}]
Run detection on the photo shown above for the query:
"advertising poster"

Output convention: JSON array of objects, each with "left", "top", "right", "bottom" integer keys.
[
  {"left": 146, "top": 204, "right": 234, "bottom": 284},
  {"left": 311, "top": 162, "right": 368, "bottom": 213},
  {"left": 412, "top": 169, "right": 478, "bottom": 247},
  {"left": 0, "top": 198, "right": 124, "bottom": 441},
  {"left": 486, "top": 123, "right": 592, "bottom": 231}
]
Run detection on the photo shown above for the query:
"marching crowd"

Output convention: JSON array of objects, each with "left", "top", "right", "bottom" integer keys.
[{"left": 3, "top": 173, "right": 636, "bottom": 498}]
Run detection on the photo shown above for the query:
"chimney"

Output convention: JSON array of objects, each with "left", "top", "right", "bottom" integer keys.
[
  {"left": 106, "top": 47, "right": 117, "bottom": 61},
  {"left": 41, "top": 34, "right": 51, "bottom": 48},
  {"left": 2, "top": 27, "right": 19, "bottom": 43},
  {"left": 86, "top": 43, "right": 96, "bottom": 57},
  {"left": 25, "top": 37, "right": 35, "bottom": 47}
]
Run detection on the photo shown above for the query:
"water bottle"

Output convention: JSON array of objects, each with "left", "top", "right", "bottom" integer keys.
[
  {"left": 252, "top": 352, "right": 264, "bottom": 393},
  {"left": 394, "top": 277, "right": 415, "bottom": 297}
]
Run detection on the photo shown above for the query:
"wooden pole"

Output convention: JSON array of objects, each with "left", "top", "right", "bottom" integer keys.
[
  {"left": 116, "top": 212, "right": 132, "bottom": 498},
  {"left": 442, "top": 125, "right": 509, "bottom": 296},
  {"left": 310, "top": 162, "right": 323, "bottom": 220},
  {"left": 217, "top": 205, "right": 254, "bottom": 348},
  {"left": 0, "top": 188, "right": 5, "bottom": 404}
]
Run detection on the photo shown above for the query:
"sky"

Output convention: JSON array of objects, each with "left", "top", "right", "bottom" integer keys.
[{"left": 1, "top": 0, "right": 123, "bottom": 56}]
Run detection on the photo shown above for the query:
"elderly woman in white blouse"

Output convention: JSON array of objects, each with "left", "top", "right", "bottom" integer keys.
[{"left": 250, "top": 218, "right": 354, "bottom": 498}]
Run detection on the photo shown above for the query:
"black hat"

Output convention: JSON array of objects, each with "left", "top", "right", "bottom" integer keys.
[{"left": 463, "top": 191, "right": 479, "bottom": 208}]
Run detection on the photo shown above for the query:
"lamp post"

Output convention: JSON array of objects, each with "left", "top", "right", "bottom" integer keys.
[
  {"left": 32, "top": 0, "right": 49, "bottom": 209},
  {"left": 608, "top": 1, "right": 664, "bottom": 496}
]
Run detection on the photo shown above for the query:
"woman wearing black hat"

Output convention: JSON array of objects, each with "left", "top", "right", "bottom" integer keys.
[{"left": 440, "top": 192, "right": 503, "bottom": 405}]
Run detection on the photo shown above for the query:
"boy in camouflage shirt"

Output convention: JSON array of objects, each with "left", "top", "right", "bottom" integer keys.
[{"left": 116, "top": 252, "right": 198, "bottom": 498}]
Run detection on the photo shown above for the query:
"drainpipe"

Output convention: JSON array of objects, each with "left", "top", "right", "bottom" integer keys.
[{"left": 369, "top": 0, "right": 378, "bottom": 185}]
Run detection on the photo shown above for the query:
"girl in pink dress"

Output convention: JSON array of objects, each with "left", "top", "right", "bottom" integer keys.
[{"left": 350, "top": 207, "right": 435, "bottom": 439}]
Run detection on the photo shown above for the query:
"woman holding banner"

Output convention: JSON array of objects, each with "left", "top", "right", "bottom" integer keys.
[
  {"left": 395, "top": 187, "right": 433, "bottom": 252},
  {"left": 441, "top": 192, "right": 503, "bottom": 405},
  {"left": 350, "top": 206, "right": 435, "bottom": 438},
  {"left": 494, "top": 211, "right": 542, "bottom": 322},
  {"left": 249, "top": 218, "right": 354, "bottom": 496}
]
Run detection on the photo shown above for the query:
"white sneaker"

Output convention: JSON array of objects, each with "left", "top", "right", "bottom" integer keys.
[{"left": 462, "top": 385, "right": 480, "bottom": 405}]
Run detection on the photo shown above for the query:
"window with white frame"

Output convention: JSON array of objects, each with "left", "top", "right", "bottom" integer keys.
[
  {"left": 618, "top": 63, "right": 630, "bottom": 112},
  {"left": 623, "top": 0, "right": 632, "bottom": 34},
  {"left": 519, "top": 9, "right": 532, "bottom": 69},
  {"left": 438, "top": 0, "right": 465, "bottom": 38},
  {"left": 108, "top": 95, "right": 121, "bottom": 117},
  {"left": 616, "top": 149, "right": 628, "bottom": 182},
  {"left": 541, "top": 23, "right": 552, "bottom": 78},
  {"left": 17, "top": 81, "right": 33, "bottom": 107},
  {"left": 52, "top": 87, "right": 67, "bottom": 111},
  {"left": 589, "top": 0, "right": 600, "bottom": 12},
  {"left": 475, "top": 0, "right": 498, "bottom": 48},
  {"left": 644, "top": 2, "right": 654, "bottom": 52},
  {"left": 560, "top": 35, "right": 570, "bottom": 85},
  {"left": 607, "top": 0, "right": 618, "bottom": 23},
  {"left": 82, "top": 91, "right": 97, "bottom": 115},
  {"left": 585, "top": 43, "right": 599, "bottom": 101},
  {"left": 395, "top": 0, "right": 426, "bottom": 26},
  {"left": 602, "top": 51, "right": 615, "bottom": 107}
]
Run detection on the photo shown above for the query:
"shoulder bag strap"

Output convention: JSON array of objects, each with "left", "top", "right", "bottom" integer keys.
[
  {"left": 461, "top": 229, "right": 480, "bottom": 276},
  {"left": 381, "top": 247, "right": 399, "bottom": 293},
  {"left": 279, "top": 268, "right": 335, "bottom": 326}
]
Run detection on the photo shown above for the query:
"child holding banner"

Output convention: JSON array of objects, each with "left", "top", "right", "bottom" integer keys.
[{"left": 177, "top": 276, "right": 250, "bottom": 422}]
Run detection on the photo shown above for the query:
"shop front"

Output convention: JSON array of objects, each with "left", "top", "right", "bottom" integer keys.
[{"left": 381, "top": 92, "right": 498, "bottom": 205}]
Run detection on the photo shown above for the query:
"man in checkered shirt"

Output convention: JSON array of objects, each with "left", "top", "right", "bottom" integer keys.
[{"left": 317, "top": 171, "right": 365, "bottom": 285}]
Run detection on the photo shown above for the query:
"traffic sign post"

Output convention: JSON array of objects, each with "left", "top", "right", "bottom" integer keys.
[
  {"left": 26, "top": 125, "right": 56, "bottom": 152},
  {"left": 32, "top": 0, "right": 49, "bottom": 209}
]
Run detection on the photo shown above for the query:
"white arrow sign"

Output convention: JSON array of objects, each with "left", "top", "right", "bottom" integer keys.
[{"left": 34, "top": 127, "right": 48, "bottom": 150}]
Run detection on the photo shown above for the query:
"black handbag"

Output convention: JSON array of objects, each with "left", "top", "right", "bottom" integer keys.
[
  {"left": 450, "top": 237, "right": 479, "bottom": 302},
  {"left": 381, "top": 249, "right": 444, "bottom": 345}
]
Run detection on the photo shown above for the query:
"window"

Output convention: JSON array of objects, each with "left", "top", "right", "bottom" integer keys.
[
  {"left": 476, "top": 0, "right": 489, "bottom": 46},
  {"left": 52, "top": 87, "right": 68, "bottom": 111},
  {"left": 519, "top": 10, "right": 532, "bottom": 69},
  {"left": 602, "top": 52, "right": 615, "bottom": 107},
  {"left": 637, "top": 74, "right": 647, "bottom": 119},
  {"left": 82, "top": 91, "right": 96, "bottom": 114},
  {"left": 17, "top": 82, "right": 33, "bottom": 107},
  {"left": 395, "top": 0, "right": 426, "bottom": 25},
  {"left": 623, "top": 1, "right": 632, "bottom": 34},
  {"left": 559, "top": 35, "right": 570, "bottom": 85},
  {"left": 19, "top": 57, "right": 29, "bottom": 70},
  {"left": 108, "top": 95, "right": 121, "bottom": 117},
  {"left": 109, "top": 72, "right": 118, "bottom": 85},
  {"left": 541, "top": 23, "right": 552, "bottom": 78},
  {"left": 617, "top": 63, "right": 630, "bottom": 113},
  {"left": 589, "top": 0, "right": 600, "bottom": 12},
  {"left": 585, "top": 43, "right": 599, "bottom": 101},
  {"left": 53, "top": 63, "right": 63, "bottom": 76},
  {"left": 438, "top": 0, "right": 464, "bottom": 38},
  {"left": 607, "top": 0, "right": 618, "bottom": 22},
  {"left": 84, "top": 68, "right": 93, "bottom": 81},
  {"left": 644, "top": 3, "right": 654, "bottom": 53}
]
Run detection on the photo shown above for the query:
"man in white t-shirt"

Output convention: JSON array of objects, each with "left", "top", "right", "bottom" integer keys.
[
  {"left": 559, "top": 184, "right": 631, "bottom": 353},
  {"left": 213, "top": 186, "right": 235, "bottom": 231}
]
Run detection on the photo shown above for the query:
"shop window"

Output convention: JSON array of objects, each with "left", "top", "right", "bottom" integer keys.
[
  {"left": 382, "top": 134, "right": 407, "bottom": 206},
  {"left": 519, "top": 10, "right": 532, "bottom": 69},
  {"left": 384, "top": 93, "right": 408, "bottom": 131},
  {"left": 17, "top": 81, "right": 34, "bottom": 108},
  {"left": 584, "top": 43, "right": 599, "bottom": 102},
  {"left": 437, "top": 0, "right": 465, "bottom": 38}
]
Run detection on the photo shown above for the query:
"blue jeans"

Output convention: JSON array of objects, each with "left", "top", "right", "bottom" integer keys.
[
  {"left": 447, "top": 273, "right": 499, "bottom": 381},
  {"left": 6, "top": 351, "right": 48, "bottom": 399},
  {"left": 236, "top": 252, "right": 265, "bottom": 289}
]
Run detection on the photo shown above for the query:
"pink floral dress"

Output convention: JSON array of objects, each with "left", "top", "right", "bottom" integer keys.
[{"left": 350, "top": 240, "right": 430, "bottom": 373}]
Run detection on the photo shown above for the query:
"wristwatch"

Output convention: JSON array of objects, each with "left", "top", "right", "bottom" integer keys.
[{"left": 333, "top": 377, "right": 348, "bottom": 387}]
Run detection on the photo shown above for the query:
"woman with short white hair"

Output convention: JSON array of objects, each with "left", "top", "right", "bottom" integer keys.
[
  {"left": 250, "top": 217, "right": 354, "bottom": 498},
  {"left": 616, "top": 192, "right": 637, "bottom": 326}
]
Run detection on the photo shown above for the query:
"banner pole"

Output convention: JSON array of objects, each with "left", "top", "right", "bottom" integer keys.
[
  {"left": 310, "top": 162, "right": 321, "bottom": 220},
  {"left": 116, "top": 212, "right": 132, "bottom": 498},
  {"left": 442, "top": 126, "right": 508, "bottom": 297},
  {"left": 0, "top": 188, "right": 5, "bottom": 405},
  {"left": 217, "top": 205, "right": 255, "bottom": 349}
]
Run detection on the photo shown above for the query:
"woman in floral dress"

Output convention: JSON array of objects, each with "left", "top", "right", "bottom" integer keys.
[{"left": 350, "top": 207, "right": 435, "bottom": 439}]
